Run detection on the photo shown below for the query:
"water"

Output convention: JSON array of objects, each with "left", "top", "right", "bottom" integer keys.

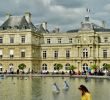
[{"left": 0, "top": 76, "right": 110, "bottom": 100}]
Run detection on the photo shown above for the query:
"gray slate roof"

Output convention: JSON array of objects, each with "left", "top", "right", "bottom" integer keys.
[
  {"left": 67, "top": 22, "right": 110, "bottom": 33},
  {"left": 0, "top": 16, "right": 36, "bottom": 30},
  {"left": 36, "top": 24, "right": 49, "bottom": 33}
]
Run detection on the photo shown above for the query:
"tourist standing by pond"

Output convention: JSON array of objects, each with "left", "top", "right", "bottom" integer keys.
[{"left": 78, "top": 85, "right": 92, "bottom": 100}]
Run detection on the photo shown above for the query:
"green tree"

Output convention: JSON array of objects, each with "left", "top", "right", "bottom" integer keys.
[
  {"left": 91, "top": 64, "right": 98, "bottom": 70},
  {"left": 54, "top": 63, "right": 63, "bottom": 71},
  {"left": 103, "top": 64, "right": 110, "bottom": 71},
  {"left": 69, "top": 65, "right": 76, "bottom": 71},
  {"left": 18, "top": 63, "right": 26, "bottom": 71}
]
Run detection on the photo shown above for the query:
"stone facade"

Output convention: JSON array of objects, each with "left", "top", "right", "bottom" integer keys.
[
  {"left": 0, "top": 12, "right": 110, "bottom": 73},
  {"left": 0, "top": 29, "right": 41, "bottom": 73},
  {"left": 41, "top": 31, "right": 110, "bottom": 72}
]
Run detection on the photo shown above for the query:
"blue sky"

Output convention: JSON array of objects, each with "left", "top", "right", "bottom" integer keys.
[{"left": 0, "top": 0, "right": 110, "bottom": 31}]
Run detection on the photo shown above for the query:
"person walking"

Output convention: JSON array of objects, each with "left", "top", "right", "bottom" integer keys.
[{"left": 78, "top": 85, "right": 92, "bottom": 100}]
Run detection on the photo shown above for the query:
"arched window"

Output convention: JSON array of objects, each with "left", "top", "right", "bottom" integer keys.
[
  {"left": 54, "top": 63, "right": 57, "bottom": 70},
  {"left": 103, "top": 63, "right": 107, "bottom": 67},
  {"left": 82, "top": 63, "right": 88, "bottom": 71},
  {"left": 42, "top": 64, "right": 47, "bottom": 70},
  {"left": 9, "top": 63, "right": 14, "bottom": 67},
  {"left": 9, "top": 63, "right": 14, "bottom": 72},
  {"left": 102, "top": 63, "right": 107, "bottom": 70},
  {"left": 83, "top": 48, "right": 88, "bottom": 58},
  {"left": 65, "top": 63, "right": 70, "bottom": 70},
  {"left": 0, "top": 64, "right": 3, "bottom": 72}
]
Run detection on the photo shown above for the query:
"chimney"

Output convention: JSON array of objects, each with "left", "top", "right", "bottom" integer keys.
[
  {"left": 55, "top": 27, "right": 60, "bottom": 33},
  {"left": 42, "top": 21, "right": 47, "bottom": 30},
  {"left": 24, "top": 12, "right": 31, "bottom": 23},
  {"left": 5, "top": 13, "right": 12, "bottom": 20},
  {"left": 102, "top": 20, "right": 106, "bottom": 28}
]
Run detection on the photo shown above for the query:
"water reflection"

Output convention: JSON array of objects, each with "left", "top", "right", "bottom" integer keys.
[{"left": 0, "top": 77, "right": 110, "bottom": 100}]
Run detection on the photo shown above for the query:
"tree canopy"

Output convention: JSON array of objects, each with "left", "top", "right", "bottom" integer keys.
[
  {"left": 103, "top": 64, "right": 110, "bottom": 71},
  {"left": 54, "top": 63, "right": 63, "bottom": 71},
  {"left": 18, "top": 63, "right": 26, "bottom": 70},
  {"left": 91, "top": 64, "right": 98, "bottom": 70},
  {"left": 69, "top": 65, "right": 76, "bottom": 71}
]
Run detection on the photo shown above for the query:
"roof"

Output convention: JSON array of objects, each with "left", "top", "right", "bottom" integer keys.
[
  {"left": 91, "top": 23, "right": 110, "bottom": 32},
  {"left": 0, "top": 16, "right": 36, "bottom": 30},
  {"left": 36, "top": 24, "right": 49, "bottom": 33},
  {"left": 67, "top": 22, "right": 110, "bottom": 33},
  {"left": 67, "top": 29, "right": 79, "bottom": 33},
  {"left": 94, "top": 28, "right": 110, "bottom": 32}
]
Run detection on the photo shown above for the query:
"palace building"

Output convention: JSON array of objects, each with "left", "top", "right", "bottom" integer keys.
[{"left": 0, "top": 12, "right": 110, "bottom": 73}]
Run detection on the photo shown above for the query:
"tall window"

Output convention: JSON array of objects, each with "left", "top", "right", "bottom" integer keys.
[
  {"left": 83, "top": 48, "right": 88, "bottom": 58},
  {"left": 69, "top": 38, "right": 72, "bottom": 43},
  {"left": 58, "top": 38, "right": 61, "bottom": 44},
  {"left": 54, "top": 51, "right": 58, "bottom": 59},
  {"left": 21, "top": 36, "right": 25, "bottom": 43},
  {"left": 47, "top": 39, "right": 51, "bottom": 44},
  {"left": 21, "top": 49, "right": 25, "bottom": 58},
  {"left": 103, "top": 50, "right": 107, "bottom": 58},
  {"left": 104, "top": 37, "right": 108, "bottom": 43},
  {"left": 65, "top": 63, "right": 70, "bottom": 70},
  {"left": 0, "top": 49, "right": 3, "bottom": 59},
  {"left": 43, "top": 51, "right": 46, "bottom": 59},
  {"left": 83, "top": 63, "right": 88, "bottom": 71},
  {"left": 0, "top": 64, "right": 3, "bottom": 72},
  {"left": 9, "top": 63, "right": 14, "bottom": 72},
  {"left": 10, "top": 49, "right": 14, "bottom": 59},
  {"left": 0, "top": 37, "right": 3, "bottom": 43},
  {"left": 77, "top": 38, "right": 80, "bottom": 43},
  {"left": 42, "top": 64, "right": 47, "bottom": 70},
  {"left": 10, "top": 37, "right": 14, "bottom": 43},
  {"left": 66, "top": 50, "right": 70, "bottom": 59}
]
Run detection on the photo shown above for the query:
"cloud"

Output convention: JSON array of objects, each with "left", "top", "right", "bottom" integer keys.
[
  {"left": 0, "top": 0, "right": 110, "bottom": 31},
  {"left": 50, "top": 0, "right": 86, "bottom": 8},
  {"left": 104, "top": 4, "right": 110, "bottom": 12}
]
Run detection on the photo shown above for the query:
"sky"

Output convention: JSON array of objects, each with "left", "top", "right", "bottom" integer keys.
[{"left": 0, "top": 0, "right": 110, "bottom": 32}]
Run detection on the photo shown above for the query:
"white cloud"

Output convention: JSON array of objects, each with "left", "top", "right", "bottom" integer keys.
[
  {"left": 104, "top": 4, "right": 110, "bottom": 12},
  {"left": 0, "top": 0, "right": 110, "bottom": 31}
]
